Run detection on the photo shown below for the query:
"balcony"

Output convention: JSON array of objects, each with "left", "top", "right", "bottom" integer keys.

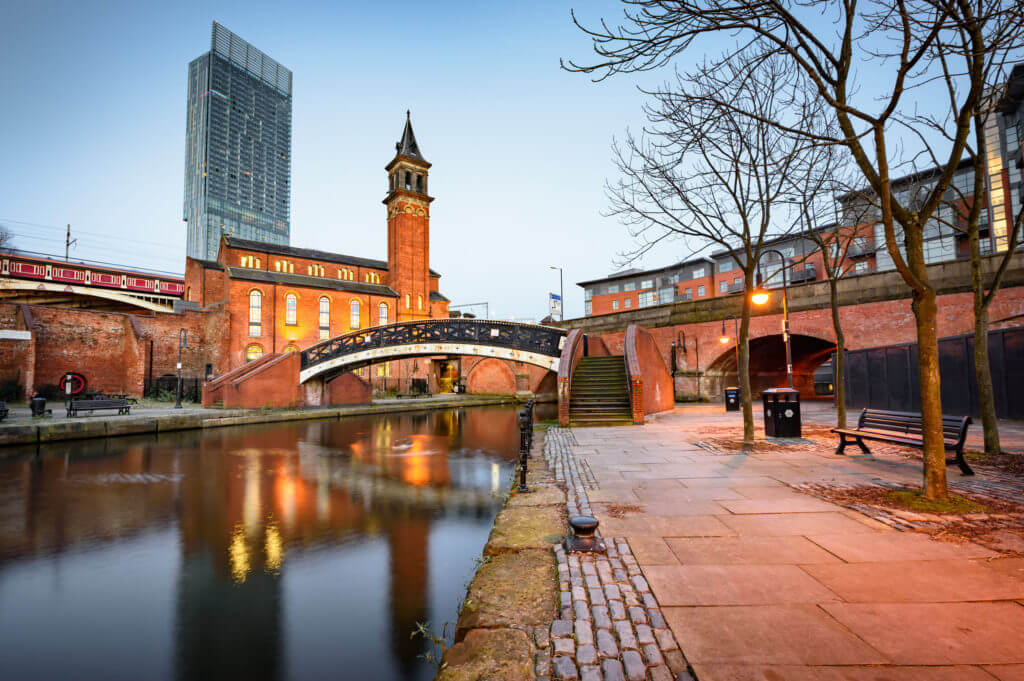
[
  {"left": 847, "top": 242, "right": 875, "bottom": 258},
  {"left": 726, "top": 282, "right": 745, "bottom": 294},
  {"left": 789, "top": 265, "right": 817, "bottom": 284}
]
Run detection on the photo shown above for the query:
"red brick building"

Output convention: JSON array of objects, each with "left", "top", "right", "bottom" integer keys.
[{"left": 184, "top": 113, "right": 451, "bottom": 389}]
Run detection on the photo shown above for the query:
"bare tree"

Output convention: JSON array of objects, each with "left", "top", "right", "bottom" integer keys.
[
  {"left": 607, "top": 57, "right": 829, "bottom": 444},
  {"left": 566, "top": 0, "right": 1024, "bottom": 499},
  {"left": 0, "top": 224, "right": 11, "bottom": 250}
]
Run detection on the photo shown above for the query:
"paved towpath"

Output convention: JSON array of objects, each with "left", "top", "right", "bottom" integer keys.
[{"left": 572, "top": 407, "right": 1024, "bottom": 681}]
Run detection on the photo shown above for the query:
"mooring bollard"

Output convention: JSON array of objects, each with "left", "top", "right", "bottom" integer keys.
[
  {"left": 517, "top": 408, "right": 530, "bottom": 492},
  {"left": 519, "top": 407, "right": 533, "bottom": 458},
  {"left": 565, "top": 515, "right": 605, "bottom": 554},
  {"left": 525, "top": 399, "right": 535, "bottom": 451}
]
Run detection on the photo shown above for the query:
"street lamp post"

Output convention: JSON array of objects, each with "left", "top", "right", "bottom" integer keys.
[
  {"left": 750, "top": 249, "right": 794, "bottom": 389},
  {"left": 549, "top": 266, "right": 564, "bottom": 321},
  {"left": 175, "top": 329, "right": 189, "bottom": 409}
]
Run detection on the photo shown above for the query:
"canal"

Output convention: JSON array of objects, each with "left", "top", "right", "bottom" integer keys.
[{"left": 0, "top": 404, "right": 548, "bottom": 681}]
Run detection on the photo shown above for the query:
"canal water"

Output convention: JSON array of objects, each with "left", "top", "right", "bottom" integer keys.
[{"left": 0, "top": 405, "right": 549, "bottom": 681}]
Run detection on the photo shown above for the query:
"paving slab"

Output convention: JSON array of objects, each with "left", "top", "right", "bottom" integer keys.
[
  {"left": 717, "top": 512, "right": 883, "bottom": 536},
  {"left": 822, "top": 602, "right": 1024, "bottom": 665},
  {"left": 807, "top": 532, "right": 998, "bottom": 562},
  {"left": 662, "top": 604, "right": 889, "bottom": 665},
  {"left": 665, "top": 536, "right": 841, "bottom": 565},
  {"left": 623, "top": 537, "right": 679, "bottom": 565},
  {"left": 985, "top": 665, "right": 1024, "bottom": 681},
  {"left": 644, "top": 564, "right": 840, "bottom": 605},
  {"left": 803, "top": 559, "right": 1024, "bottom": 602},
  {"left": 719, "top": 497, "right": 841, "bottom": 514},
  {"left": 612, "top": 500, "right": 731, "bottom": 516},
  {"left": 597, "top": 514, "right": 736, "bottom": 538},
  {"left": 691, "top": 664, "right": 995, "bottom": 680}
]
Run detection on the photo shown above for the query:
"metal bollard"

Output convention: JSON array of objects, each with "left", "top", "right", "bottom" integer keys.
[{"left": 517, "top": 408, "right": 530, "bottom": 492}]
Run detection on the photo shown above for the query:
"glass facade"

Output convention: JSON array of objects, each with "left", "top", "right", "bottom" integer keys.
[{"left": 184, "top": 23, "right": 292, "bottom": 260}]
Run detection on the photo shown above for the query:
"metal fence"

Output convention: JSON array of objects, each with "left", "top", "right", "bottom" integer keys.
[{"left": 843, "top": 325, "right": 1024, "bottom": 419}]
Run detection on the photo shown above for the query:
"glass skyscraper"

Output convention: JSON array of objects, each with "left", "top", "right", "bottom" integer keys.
[{"left": 184, "top": 22, "right": 292, "bottom": 261}]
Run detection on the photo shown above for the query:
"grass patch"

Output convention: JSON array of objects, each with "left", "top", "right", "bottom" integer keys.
[{"left": 884, "top": 489, "right": 993, "bottom": 514}]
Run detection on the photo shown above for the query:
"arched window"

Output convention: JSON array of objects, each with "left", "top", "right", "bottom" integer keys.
[
  {"left": 404, "top": 171, "right": 411, "bottom": 190},
  {"left": 417, "top": 294, "right": 423, "bottom": 311},
  {"left": 378, "top": 302, "right": 389, "bottom": 326},
  {"left": 248, "top": 290, "right": 262, "bottom": 337},
  {"left": 283, "top": 344, "right": 299, "bottom": 353},
  {"left": 319, "top": 297, "right": 330, "bottom": 340},
  {"left": 416, "top": 174, "right": 423, "bottom": 192},
  {"left": 285, "top": 293, "right": 298, "bottom": 326},
  {"left": 405, "top": 294, "right": 411, "bottom": 310},
  {"left": 350, "top": 299, "right": 361, "bottom": 330},
  {"left": 245, "top": 344, "right": 263, "bottom": 362}
]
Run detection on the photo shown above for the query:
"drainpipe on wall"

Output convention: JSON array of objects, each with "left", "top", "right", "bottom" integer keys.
[{"left": 272, "top": 283, "right": 277, "bottom": 354}]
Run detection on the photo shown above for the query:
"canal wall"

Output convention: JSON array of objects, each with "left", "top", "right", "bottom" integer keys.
[
  {"left": 438, "top": 429, "right": 565, "bottom": 681},
  {"left": 0, "top": 395, "right": 518, "bottom": 451}
]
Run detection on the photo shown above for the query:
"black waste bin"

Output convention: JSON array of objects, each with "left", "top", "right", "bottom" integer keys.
[
  {"left": 724, "top": 387, "right": 740, "bottom": 412},
  {"left": 762, "top": 388, "right": 801, "bottom": 438},
  {"left": 30, "top": 397, "right": 47, "bottom": 417}
]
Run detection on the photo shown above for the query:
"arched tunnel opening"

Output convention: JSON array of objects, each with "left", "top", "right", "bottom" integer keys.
[{"left": 705, "top": 334, "right": 836, "bottom": 400}]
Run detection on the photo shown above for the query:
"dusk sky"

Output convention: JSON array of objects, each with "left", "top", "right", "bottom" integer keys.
[{"left": 0, "top": 0, "right": 670, "bottom": 320}]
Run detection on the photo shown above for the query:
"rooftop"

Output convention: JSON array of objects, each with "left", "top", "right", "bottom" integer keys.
[{"left": 222, "top": 236, "right": 441, "bottom": 277}]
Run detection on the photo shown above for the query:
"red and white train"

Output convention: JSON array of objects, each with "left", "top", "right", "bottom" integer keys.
[{"left": 0, "top": 252, "right": 185, "bottom": 297}]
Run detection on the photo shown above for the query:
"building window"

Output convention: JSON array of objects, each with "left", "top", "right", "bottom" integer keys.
[
  {"left": 612, "top": 300, "right": 619, "bottom": 311},
  {"left": 283, "top": 344, "right": 299, "bottom": 353},
  {"left": 377, "top": 361, "right": 391, "bottom": 377},
  {"left": 624, "top": 281, "right": 636, "bottom": 291},
  {"left": 350, "top": 299, "right": 361, "bottom": 329},
  {"left": 585, "top": 301, "right": 592, "bottom": 316},
  {"left": 685, "top": 288, "right": 692, "bottom": 299},
  {"left": 416, "top": 175, "right": 423, "bottom": 192},
  {"left": 319, "top": 296, "right": 330, "bottom": 340},
  {"left": 245, "top": 344, "right": 263, "bottom": 362},
  {"left": 697, "top": 285, "right": 705, "bottom": 297},
  {"left": 584, "top": 288, "right": 593, "bottom": 301},
  {"left": 624, "top": 297, "right": 632, "bottom": 308},
  {"left": 405, "top": 294, "right": 411, "bottom": 309},
  {"left": 639, "top": 291, "right": 655, "bottom": 307},
  {"left": 659, "top": 287, "right": 673, "bottom": 304},
  {"left": 855, "top": 261, "right": 869, "bottom": 274},
  {"left": 379, "top": 302, "right": 389, "bottom": 326},
  {"left": 248, "top": 290, "right": 262, "bottom": 336},
  {"left": 734, "top": 277, "right": 742, "bottom": 286},
  {"left": 608, "top": 284, "right": 619, "bottom": 294},
  {"left": 285, "top": 293, "right": 298, "bottom": 325},
  {"left": 693, "top": 268, "right": 705, "bottom": 279},
  {"left": 418, "top": 294, "right": 423, "bottom": 310},
  {"left": 405, "top": 172, "right": 411, "bottom": 189},
  {"left": 641, "top": 279, "right": 653, "bottom": 289},
  {"left": 720, "top": 281, "right": 728, "bottom": 293}
]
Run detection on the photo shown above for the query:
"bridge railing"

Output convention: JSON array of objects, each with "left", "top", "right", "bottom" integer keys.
[{"left": 301, "top": 318, "right": 567, "bottom": 370}]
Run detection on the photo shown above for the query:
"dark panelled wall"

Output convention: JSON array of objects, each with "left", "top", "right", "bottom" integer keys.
[{"left": 843, "top": 326, "right": 1024, "bottom": 419}]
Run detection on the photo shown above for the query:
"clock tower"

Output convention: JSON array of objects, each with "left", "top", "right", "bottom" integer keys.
[{"left": 384, "top": 112, "right": 433, "bottom": 322}]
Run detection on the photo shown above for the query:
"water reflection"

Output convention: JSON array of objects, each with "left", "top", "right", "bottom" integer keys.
[{"left": 0, "top": 406, "right": 529, "bottom": 681}]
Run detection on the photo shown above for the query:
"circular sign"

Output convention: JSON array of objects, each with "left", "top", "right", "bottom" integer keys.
[
  {"left": 59, "top": 372, "right": 87, "bottom": 395},
  {"left": 784, "top": 409, "right": 794, "bottom": 418}
]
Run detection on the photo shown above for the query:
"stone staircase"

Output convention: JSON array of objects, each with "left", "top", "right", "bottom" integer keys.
[{"left": 569, "top": 356, "right": 633, "bottom": 426}]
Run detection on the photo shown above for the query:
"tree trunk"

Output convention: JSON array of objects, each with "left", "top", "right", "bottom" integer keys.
[
  {"left": 740, "top": 270, "right": 754, "bottom": 446},
  {"left": 912, "top": 283, "right": 949, "bottom": 499},
  {"left": 969, "top": 223, "right": 1001, "bottom": 454},
  {"left": 828, "top": 277, "right": 847, "bottom": 428}
]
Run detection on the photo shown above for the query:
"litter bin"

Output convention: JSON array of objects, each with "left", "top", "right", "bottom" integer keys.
[
  {"left": 762, "top": 388, "right": 801, "bottom": 438},
  {"left": 724, "top": 387, "right": 740, "bottom": 412},
  {"left": 30, "top": 397, "right": 48, "bottom": 417}
]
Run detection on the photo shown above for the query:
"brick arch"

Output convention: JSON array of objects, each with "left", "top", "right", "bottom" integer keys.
[
  {"left": 705, "top": 332, "right": 836, "bottom": 398},
  {"left": 465, "top": 358, "right": 517, "bottom": 395}
]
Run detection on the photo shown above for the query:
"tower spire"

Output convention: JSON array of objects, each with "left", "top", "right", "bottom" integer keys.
[{"left": 396, "top": 111, "right": 426, "bottom": 163}]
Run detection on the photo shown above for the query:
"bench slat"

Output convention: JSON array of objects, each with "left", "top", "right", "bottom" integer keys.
[{"left": 832, "top": 408, "right": 973, "bottom": 475}]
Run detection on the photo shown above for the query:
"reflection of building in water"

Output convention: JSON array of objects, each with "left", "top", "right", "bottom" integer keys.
[{"left": 0, "top": 409, "right": 520, "bottom": 678}]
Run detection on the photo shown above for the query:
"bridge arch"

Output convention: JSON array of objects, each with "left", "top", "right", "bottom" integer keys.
[
  {"left": 299, "top": 318, "right": 566, "bottom": 384},
  {"left": 706, "top": 332, "right": 836, "bottom": 398}
]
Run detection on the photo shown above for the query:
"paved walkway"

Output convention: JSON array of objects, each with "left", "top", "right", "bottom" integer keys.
[{"left": 571, "top": 408, "right": 1024, "bottom": 681}]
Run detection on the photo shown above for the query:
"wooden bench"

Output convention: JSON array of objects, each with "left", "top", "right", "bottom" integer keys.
[
  {"left": 831, "top": 408, "right": 973, "bottom": 475},
  {"left": 66, "top": 398, "right": 131, "bottom": 418}
]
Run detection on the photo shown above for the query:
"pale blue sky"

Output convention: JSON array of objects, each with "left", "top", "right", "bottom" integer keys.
[{"left": 0, "top": 0, "right": 664, "bottom": 320}]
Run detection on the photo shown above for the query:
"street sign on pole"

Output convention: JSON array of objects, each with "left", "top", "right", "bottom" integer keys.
[{"left": 549, "top": 293, "right": 562, "bottom": 317}]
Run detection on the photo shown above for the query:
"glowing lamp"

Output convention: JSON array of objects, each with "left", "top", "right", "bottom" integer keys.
[
  {"left": 751, "top": 289, "right": 771, "bottom": 306},
  {"left": 718, "top": 336, "right": 730, "bottom": 344}
]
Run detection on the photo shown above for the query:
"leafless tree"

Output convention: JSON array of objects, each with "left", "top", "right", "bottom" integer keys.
[
  {"left": 566, "top": 0, "right": 1024, "bottom": 499},
  {"left": 607, "top": 57, "right": 830, "bottom": 445},
  {"left": 0, "top": 224, "right": 11, "bottom": 250}
]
